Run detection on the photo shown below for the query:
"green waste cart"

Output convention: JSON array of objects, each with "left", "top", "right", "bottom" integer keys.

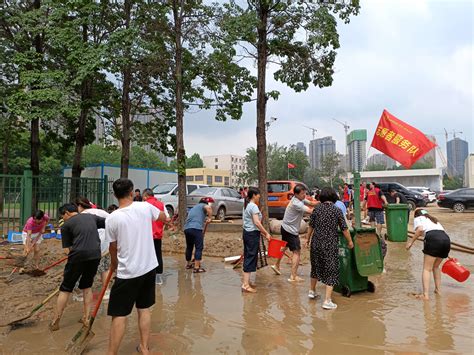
[
  {"left": 385, "top": 204, "right": 409, "bottom": 242},
  {"left": 334, "top": 228, "right": 383, "bottom": 297}
]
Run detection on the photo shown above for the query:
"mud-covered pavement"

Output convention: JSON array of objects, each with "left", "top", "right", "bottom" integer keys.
[{"left": 0, "top": 206, "right": 472, "bottom": 354}]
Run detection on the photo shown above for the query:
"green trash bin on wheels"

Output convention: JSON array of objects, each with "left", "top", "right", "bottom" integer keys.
[
  {"left": 334, "top": 228, "right": 384, "bottom": 297},
  {"left": 385, "top": 204, "right": 409, "bottom": 242}
]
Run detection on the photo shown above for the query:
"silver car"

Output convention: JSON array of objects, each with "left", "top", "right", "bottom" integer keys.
[{"left": 186, "top": 187, "right": 244, "bottom": 221}]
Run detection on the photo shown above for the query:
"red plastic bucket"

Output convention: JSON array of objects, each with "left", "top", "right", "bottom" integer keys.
[
  {"left": 441, "top": 258, "right": 470, "bottom": 282},
  {"left": 268, "top": 238, "right": 288, "bottom": 259}
]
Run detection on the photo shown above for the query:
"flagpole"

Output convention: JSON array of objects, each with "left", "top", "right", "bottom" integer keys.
[{"left": 288, "top": 162, "right": 290, "bottom": 180}]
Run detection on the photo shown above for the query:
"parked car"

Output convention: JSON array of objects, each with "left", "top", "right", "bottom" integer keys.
[
  {"left": 186, "top": 187, "right": 244, "bottom": 221},
  {"left": 407, "top": 186, "right": 437, "bottom": 203},
  {"left": 377, "top": 182, "right": 427, "bottom": 210},
  {"left": 437, "top": 188, "right": 474, "bottom": 213},
  {"left": 267, "top": 180, "right": 316, "bottom": 219},
  {"left": 152, "top": 183, "right": 208, "bottom": 216}
]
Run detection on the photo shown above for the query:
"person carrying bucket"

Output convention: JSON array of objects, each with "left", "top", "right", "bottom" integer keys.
[
  {"left": 406, "top": 208, "right": 451, "bottom": 300},
  {"left": 271, "top": 184, "right": 316, "bottom": 282},
  {"left": 241, "top": 187, "right": 272, "bottom": 293},
  {"left": 21, "top": 210, "right": 49, "bottom": 269}
]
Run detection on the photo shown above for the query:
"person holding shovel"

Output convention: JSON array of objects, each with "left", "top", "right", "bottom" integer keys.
[
  {"left": 75, "top": 196, "right": 111, "bottom": 298},
  {"left": 142, "top": 188, "right": 170, "bottom": 284},
  {"left": 50, "top": 203, "right": 105, "bottom": 331},
  {"left": 22, "top": 210, "right": 49, "bottom": 269},
  {"left": 105, "top": 178, "right": 167, "bottom": 354},
  {"left": 271, "top": 184, "right": 315, "bottom": 282},
  {"left": 184, "top": 198, "right": 213, "bottom": 273}
]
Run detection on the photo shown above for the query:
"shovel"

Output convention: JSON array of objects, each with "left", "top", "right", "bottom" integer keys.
[
  {"left": 65, "top": 269, "right": 113, "bottom": 354},
  {"left": 26, "top": 256, "right": 68, "bottom": 277},
  {"left": 1, "top": 288, "right": 60, "bottom": 327}
]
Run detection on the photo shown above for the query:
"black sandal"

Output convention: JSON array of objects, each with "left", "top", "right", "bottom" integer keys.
[
  {"left": 185, "top": 263, "right": 194, "bottom": 269},
  {"left": 193, "top": 267, "right": 206, "bottom": 273}
]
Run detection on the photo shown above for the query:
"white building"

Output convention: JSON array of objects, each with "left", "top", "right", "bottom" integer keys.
[
  {"left": 347, "top": 130, "right": 367, "bottom": 172},
  {"left": 464, "top": 154, "right": 474, "bottom": 188},
  {"left": 309, "top": 136, "right": 336, "bottom": 170},
  {"left": 202, "top": 155, "right": 246, "bottom": 187}
]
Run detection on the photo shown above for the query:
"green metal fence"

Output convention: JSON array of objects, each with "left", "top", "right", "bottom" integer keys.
[{"left": 0, "top": 170, "right": 110, "bottom": 238}]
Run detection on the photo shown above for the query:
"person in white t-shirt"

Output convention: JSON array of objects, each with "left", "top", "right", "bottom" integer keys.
[
  {"left": 406, "top": 208, "right": 451, "bottom": 300},
  {"left": 105, "top": 179, "right": 166, "bottom": 355}
]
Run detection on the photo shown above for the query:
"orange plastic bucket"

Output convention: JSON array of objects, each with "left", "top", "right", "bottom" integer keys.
[
  {"left": 268, "top": 238, "right": 288, "bottom": 259},
  {"left": 441, "top": 258, "right": 470, "bottom": 282}
]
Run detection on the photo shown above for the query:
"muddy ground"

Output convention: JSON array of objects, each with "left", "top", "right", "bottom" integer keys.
[{"left": 0, "top": 206, "right": 472, "bottom": 353}]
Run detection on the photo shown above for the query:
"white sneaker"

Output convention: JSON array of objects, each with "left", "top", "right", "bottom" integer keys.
[
  {"left": 322, "top": 300, "right": 338, "bottom": 310},
  {"left": 155, "top": 274, "right": 163, "bottom": 285},
  {"left": 308, "top": 290, "right": 320, "bottom": 299},
  {"left": 72, "top": 293, "right": 83, "bottom": 302}
]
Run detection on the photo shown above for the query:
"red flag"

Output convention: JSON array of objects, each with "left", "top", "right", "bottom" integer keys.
[
  {"left": 288, "top": 162, "right": 296, "bottom": 169},
  {"left": 371, "top": 110, "right": 436, "bottom": 168}
]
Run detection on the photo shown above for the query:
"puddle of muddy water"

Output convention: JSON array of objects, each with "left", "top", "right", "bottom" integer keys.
[{"left": 1, "top": 209, "right": 473, "bottom": 354}]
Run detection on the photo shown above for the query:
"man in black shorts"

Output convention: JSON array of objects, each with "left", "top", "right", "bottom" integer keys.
[
  {"left": 49, "top": 203, "right": 105, "bottom": 331},
  {"left": 272, "top": 184, "right": 315, "bottom": 282},
  {"left": 106, "top": 179, "right": 166, "bottom": 354}
]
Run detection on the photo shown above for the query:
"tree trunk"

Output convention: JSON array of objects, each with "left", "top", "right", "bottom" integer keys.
[
  {"left": 0, "top": 140, "right": 8, "bottom": 212},
  {"left": 30, "top": 0, "right": 43, "bottom": 211},
  {"left": 120, "top": 0, "right": 132, "bottom": 179},
  {"left": 70, "top": 25, "right": 92, "bottom": 200},
  {"left": 173, "top": 0, "right": 187, "bottom": 230},
  {"left": 256, "top": 4, "right": 269, "bottom": 228}
]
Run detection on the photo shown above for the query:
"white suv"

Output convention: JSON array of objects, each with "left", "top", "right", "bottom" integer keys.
[{"left": 152, "top": 183, "right": 208, "bottom": 216}]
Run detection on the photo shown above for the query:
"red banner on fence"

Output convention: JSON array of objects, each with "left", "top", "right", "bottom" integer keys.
[{"left": 370, "top": 110, "right": 436, "bottom": 168}]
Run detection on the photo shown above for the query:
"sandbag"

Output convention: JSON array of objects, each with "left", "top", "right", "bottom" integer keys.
[{"left": 269, "top": 219, "right": 308, "bottom": 235}]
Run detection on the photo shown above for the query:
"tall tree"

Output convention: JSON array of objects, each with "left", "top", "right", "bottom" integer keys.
[
  {"left": 154, "top": 0, "right": 254, "bottom": 228},
  {"left": 221, "top": 0, "right": 359, "bottom": 222},
  {"left": 186, "top": 153, "right": 204, "bottom": 169},
  {"left": 320, "top": 152, "right": 341, "bottom": 187}
]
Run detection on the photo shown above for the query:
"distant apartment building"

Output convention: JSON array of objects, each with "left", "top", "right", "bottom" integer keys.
[
  {"left": 347, "top": 130, "right": 367, "bottom": 172},
  {"left": 202, "top": 155, "right": 246, "bottom": 187},
  {"left": 186, "top": 168, "right": 230, "bottom": 187},
  {"left": 366, "top": 153, "right": 397, "bottom": 169},
  {"left": 447, "top": 138, "right": 469, "bottom": 177},
  {"left": 309, "top": 137, "right": 336, "bottom": 170},
  {"left": 295, "top": 142, "right": 307, "bottom": 156}
]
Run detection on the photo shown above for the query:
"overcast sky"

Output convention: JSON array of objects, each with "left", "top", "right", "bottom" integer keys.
[{"left": 182, "top": 0, "right": 473, "bottom": 161}]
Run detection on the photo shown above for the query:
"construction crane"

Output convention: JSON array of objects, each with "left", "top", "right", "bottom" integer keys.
[
  {"left": 333, "top": 119, "right": 350, "bottom": 164},
  {"left": 443, "top": 128, "right": 463, "bottom": 142},
  {"left": 303, "top": 125, "right": 317, "bottom": 140}
]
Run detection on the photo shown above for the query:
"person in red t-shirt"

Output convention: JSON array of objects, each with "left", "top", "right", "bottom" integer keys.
[
  {"left": 143, "top": 188, "right": 170, "bottom": 285},
  {"left": 363, "top": 182, "right": 388, "bottom": 236}
]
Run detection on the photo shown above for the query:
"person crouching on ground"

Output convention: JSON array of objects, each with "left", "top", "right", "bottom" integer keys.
[
  {"left": 76, "top": 196, "right": 111, "bottom": 298},
  {"left": 184, "top": 198, "right": 212, "bottom": 273},
  {"left": 242, "top": 187, "right": 272, "bottom": 293},
  {"left": 142, "top": 188, "right": 170, "bottom": 284},
  {"left": 105, "top": 178, "right": 167, "bottom": 355},
  {"left": 50, "top": 204, "right": 105, "bottom": 331},
  {"left": 272, "top": 184, "right": 316, "bottom": 282},
  {"left": 406, "top": 208, "right": 451, "bottom": 300},
  {"left": 22, "top": 209, "right": 49, "bottom": 269},
  {"left": 305, "top": 187, "right": 353, "bottom": 310}
]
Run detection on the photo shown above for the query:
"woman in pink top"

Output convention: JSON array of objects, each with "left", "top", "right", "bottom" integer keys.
[{"left": 22, "top": 210, "right": 49, "bottom": 269}]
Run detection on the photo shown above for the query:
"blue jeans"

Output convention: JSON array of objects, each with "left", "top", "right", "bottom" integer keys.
[{"left": 184, "top": 228, "right": 204, "bottom": 261}]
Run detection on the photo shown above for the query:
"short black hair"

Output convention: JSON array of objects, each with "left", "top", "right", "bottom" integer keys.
[
  {"left": 107, "top": 204, "right": 118, "bottom": 213},
  {"left": 319, "top": 187, "right": 339, "bottom": 203},
  {"left": 58, "top": 203, "right": 78, "bottom": 216},
  {"left": 293, "top": 184, "right": 306, "bottom": 195},
  {"left": 135, "top": 189, "right": 141, "bottom": 193},
  {"left": 113, "top": 178, "right": 134, "bottom": 199},
  {"left": 33, "top": 210, "right": 44, "bottom": 220},
  {"left": 389, "top": 188, "right": 397, "bottom": 193}
]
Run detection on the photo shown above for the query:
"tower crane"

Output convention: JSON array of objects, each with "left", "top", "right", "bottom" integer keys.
[
  {"left": 303, "top": 126, "right": 317, "bottom": 140},
  {"left": 333, "top": 119, "right": 350, "bottom": 167}
]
